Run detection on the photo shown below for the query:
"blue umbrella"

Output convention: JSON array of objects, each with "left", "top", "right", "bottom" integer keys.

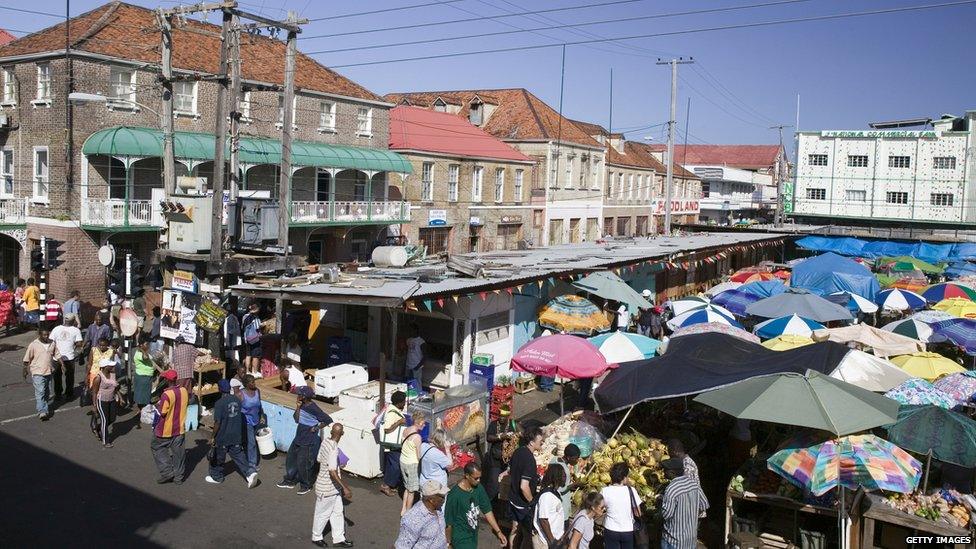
[
  {"left": 711, "top": 289, "right": 762, "bottom": 316},
  {"left": 754, "top": 314, "right": 826, "bottom": 339},
  {"left": 945, "top": 262, "right": 976, "bottom": 280},
  {"left": 875, "top": 289, "right": 928, "bottom": 312},
  {"left": 932, "top": 318, "right": 976, "bottom": 356},
  {"left": 588, "top": 331, "right": 661, "bottom": 362},
  {"left": 829, "top": 291, "right": 879, "bottom": 314},
  {"left": 738, "top": 279, "right": 787, "bottom": 298},
  {"left": 666, "top": 308, "right": 743, "bottom": 331}
]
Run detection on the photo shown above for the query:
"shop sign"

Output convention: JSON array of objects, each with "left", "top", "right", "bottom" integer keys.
[
  {"left": 171, "top": 270, "right": 197, "bottom": 293},
  {"left": 469, "top": 216, "right": 483, "bottom": 226},
  {"left": 821, "top": 130, "right": 938, "bottom": 139},
  {"left": 653, "top": 199, "right": 700, "bottom": 214},
  {"left": 499, "top": 215, "right": 523, "bottom": 224},
  {"left": 428, "top": 209, "right": 447, "bottom": 226}
]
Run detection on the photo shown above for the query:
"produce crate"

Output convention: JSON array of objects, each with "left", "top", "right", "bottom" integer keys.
[{"left": 514, "top": 376, "right": 535, "bottom": 394}]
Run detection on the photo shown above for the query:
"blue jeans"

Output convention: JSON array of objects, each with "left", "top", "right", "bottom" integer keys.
[
  {"left": 245, "top": 422, "right": 260, "bottom": 469},
  {"left": 539, "top": 376, "right": 555, "bottom": 391},
  {"left": 283, "top": 439, "right": 320, "bottom": 490},
  {"left": 210, "top": 443, "right": 254, "bottom": 481},
  {"left": 32, "top": 374, "right": 50, "bottom": 415},
  {"left": 24, "top": 310, "right": 39, "bottom": 325},
  {"left": 383, "top": 449, "right": 402, "bottom": 488},
  {"left": 661, "top": 541, "right": 678, "bottom": 549},
  {"left": 604, "top": 529, "right": 635, "bottom": 549}
]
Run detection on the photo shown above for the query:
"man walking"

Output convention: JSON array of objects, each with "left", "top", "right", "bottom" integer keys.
[
  {"left": 278, "top": 386, "right": 332, "bottom": 494},
  {"left": 82, "top": 312, "right": 112, "bottom": 363},
  {"left": 395, "top": 480, "right": 449, "bottom": 549},
  {"left": 444, "top": 462, "right": 507, "bottom": 549},
  {"left": 666, "top": 439, "right": 699, "bottom": 484},
  {"left": 50, "top": 317, "right": 83, "bottom": 401},
  {"left": 508, "top": 426, "right": 544, "bottom": 548},
  {"left": 23, "top": 328, "right": 56, "bottom": 420},
  {"left": 312, "top": 423, "right": 354, "bottom": 548},
  {"left": 660, "top": 458, "right": 709, "bottom": 549},
  {"left": 44, "top": 292, "right": 62, "bottom": 328},
  {"left": 152, "top": 370, "right": 189, "bottom": 484},
  {"left": 171, "top": 336, "right": 202, "bottom": 391},
  {"left": 206, "top": 380, "right": 258, "bottom": 488},
  {"left": 63, "top": 290, "right": 81, "bottom": 325},
  {"left": 379, "top": 390, "right": 408, "bottom": 497},
  {"left": 22, "top": 278, "right": 40, "bottom": 326}
]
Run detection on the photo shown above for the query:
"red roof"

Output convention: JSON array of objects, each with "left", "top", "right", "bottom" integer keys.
[
  {"left": 648, "top": 144, "right": 782, "bottom": 170},
  {"left": 0, "top": 30, "right": 15, "bottom": 47},
  {"left": 389, "top": 106, "right": 533, "bottom": 163}
]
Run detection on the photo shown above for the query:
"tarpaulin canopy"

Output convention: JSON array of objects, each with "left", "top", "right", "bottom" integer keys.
[
  {"left": 796, "top": 236, "right": 976, "bottom": 264},
  {"left": 738, "top": 279, "right": 788, "bottom": 298},
  {"left": 812, "top": 324, "right": 924, "bottom": 357},
  {"left": 593, "top": 333, "right": 850, "bottom": 413},
  {"left": 745, "top": 288, "right": 854, "bottom": 323},
  {"left": 791, "top": 252, "right": 881, "bottom": 300},
  {"left": 710, "top": 289, "right": 761, "bottom": 316}
]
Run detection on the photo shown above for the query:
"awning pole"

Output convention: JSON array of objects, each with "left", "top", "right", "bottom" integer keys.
[
  {"left": 583, "top": 404, "right": 635, "bottom": 476},
  {"left": 378, "top": 352, "right": 387, "bottom": 415}
]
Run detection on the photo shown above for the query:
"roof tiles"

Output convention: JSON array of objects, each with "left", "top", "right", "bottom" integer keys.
[{"left": 389, "top": 106, "right": 533, "bottom": 163}]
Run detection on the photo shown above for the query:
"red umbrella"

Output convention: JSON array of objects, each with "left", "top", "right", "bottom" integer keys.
[
  {"left": 773, "top": 270, "right": 791, "bottom": 280},
  {"left": 731, "top": 270, "right": 776, "bottom": 283},
  {"left": 511, "top": 334, "right": 617, "bottom": 379}
]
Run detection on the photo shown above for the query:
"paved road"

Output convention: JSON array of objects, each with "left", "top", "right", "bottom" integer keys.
[{"left": 0, "top": 330, "right": 507, "bottom": 548}]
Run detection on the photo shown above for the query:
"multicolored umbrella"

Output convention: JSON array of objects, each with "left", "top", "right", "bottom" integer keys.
[
  {"left": 669, "top": 321, "right": 760, "bottom": 344},
  {"left": 881, "top": 318, "right": 947, "bottom": 344},
  {"left": 875, "top": 289, "right": 928, "bottom": 312},
  {"left": 922, "top": 283, "right": 976, "bottom": 303},
  {"left": 754, "top": 314, "right": 826, "bottom": 340},
  {"left": 511, "top": 334, "right": 617, "bottom": 379},
  {"left": 588, "top": 331, "right": 661, "bottom": 363},
  {"left": 710, "top": 289, "right": 761, "bottom": 316},
  {"left": 877, "top": 256, "right": 944, "bottom": 275},
  {"left": 666, "top": 308, "right": 743, "bottom": 331},
  {"left": 885, "top": 405, "right": 976, "bottom": 467},
  {"left": 668, "top": 296, "right": 711, "bottom": 316},
  {"left": 705, "top": 281, "right": 742, "bottom": 297},
  {"left": 762, "top": 335, "right": 815, "bottom": 351},
  {"left": 731, "top": 270, "right": 777, "bottom": 284},
  {"left": 884, "top": 379, "right": 959, "bottom": 409},
  {"left": 932, "top": 318, "right": 976, "bottom": 356},
  {"left": 829, "top": 291, "right": 879, "bottom": 314},
  {"left": 767, "top": 434, "right": 921, "bottom": 496},
  {"left": 537, "top": 294, "right": 611, "bottom": 335},
  {"left": 933, "top": 298, "right": 976, "bottom": 319},
  {"left": 891, "top": 352, "right": 966, "bottom": 381},
  {"left": 933, "top": 373, "right": 976, "bottom": 403}
]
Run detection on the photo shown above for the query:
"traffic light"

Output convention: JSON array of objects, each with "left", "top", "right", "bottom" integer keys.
[
  {"left": 30, "top": 247, "right": 45, "bottom": 272},
  {"left": 45, "top": 239, "right": 64, "bottom": 269},
  {"left": 107, "top": 267, "right": 126, "bottom": 297},
  {"left": 129, "top": 258, "right": 146, "bottom": 297}
]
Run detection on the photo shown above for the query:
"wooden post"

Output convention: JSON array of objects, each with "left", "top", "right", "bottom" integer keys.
[
  {"left": 378, "top": 352, "right": 387, "bottom": 415},
  {"left": 228, "top": 11, "right": 241, "bottom": 203},
  {"left": 277, "top": 16, "right": 297, "bottom": 253},
  {"left": 209, "top": 9, "right": 232, "bottom": 263},
  {"left": 158, "top": 11, "right": 175, "bottom": 198}
]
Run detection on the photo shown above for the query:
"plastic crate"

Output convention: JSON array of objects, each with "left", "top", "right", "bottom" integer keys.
[{"left": 469, "top": 363, "right": 495, "bottom": 392}]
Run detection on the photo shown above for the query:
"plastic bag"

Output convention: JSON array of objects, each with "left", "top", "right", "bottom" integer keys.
[
  {"left": 140, "top": 404, "right": 158, "bottom": 425},
  {"left": 569, "top": 420, "right": 606, "bottom": 457}
]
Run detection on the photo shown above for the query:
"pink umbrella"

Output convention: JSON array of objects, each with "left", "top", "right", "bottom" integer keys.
[{"left": 511, "top": 334, "right": 617, "bottom": 415}]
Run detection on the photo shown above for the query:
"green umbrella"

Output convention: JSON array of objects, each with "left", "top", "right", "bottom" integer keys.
[
  {"left": 885, "top": 405, "right": 976, "bottom": 467},
  {"left": 694, "top": 370, "right": 900, "bottom": 436},
  {"left": 572, "top": 270, "right": 653, "bottom": 312},
  {"left": 878, "top": 256, "right": 944, "bottom": 275}
]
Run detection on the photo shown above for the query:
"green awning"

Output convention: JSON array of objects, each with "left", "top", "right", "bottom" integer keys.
[{"left": 82, "top": 126, "right": 412, "bottom": 174}]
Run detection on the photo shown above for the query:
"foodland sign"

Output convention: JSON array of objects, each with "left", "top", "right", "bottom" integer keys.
[
  {"left": 821, "top": 130, "right": 938, "bottom": 139},
  {"left": 653, "top": 199, "right": 700, "bottom": 214}
]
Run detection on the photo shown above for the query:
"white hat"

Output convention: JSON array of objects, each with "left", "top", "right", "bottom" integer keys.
[
  {"left": 641, "top": 289, "right": 652, "bottom": 298},
  {"left": 99, "top": 358, "right": 117, "bottom": 368},
  {"left": 230, "top": 378, "right": 244, "bottom": 389},
  {"left": 421, "top": 480, "right": 448, "bottom": 497}
]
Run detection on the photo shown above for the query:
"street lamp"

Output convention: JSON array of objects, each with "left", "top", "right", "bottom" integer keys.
[{"left": 68, "top": 92, "right": 160, "bottom": 115}]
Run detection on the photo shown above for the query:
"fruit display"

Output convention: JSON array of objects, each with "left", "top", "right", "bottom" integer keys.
[
  {"left": 571, "top": 429, "right": 670, "bottom": 510},
  {"left": 532, "top": 411, "right": 604, "bottom": 465},
  {"left": 883, "top": 490, "right": 974, "bottom": 529}
]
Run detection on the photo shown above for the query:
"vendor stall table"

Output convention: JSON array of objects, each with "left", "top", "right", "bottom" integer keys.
[
  {"left": 726, "top": 490, "right": 839, "bottom": 549},
  {"left": 193, "top": 360, "right": 226, "bottom": 400},
  {"left": 854, "top": 493, "right": 974, "bottom": 549}
]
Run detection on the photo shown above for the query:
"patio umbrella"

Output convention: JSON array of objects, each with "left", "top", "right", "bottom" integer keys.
[
  {"left": 668, "top": 296, "right": 710, "bottom": 316},
  {"left": 884, "top": 379, "right": 959, "bottom": 409},
  {"left": 878, "top": 256, "right": 944, "bottom": 275},
  {"left": 512, "top": 334, "right": 617, "bottom": 415},
  {"left": 537, "top": 295, "right": 611, "bottom": 335},
  {"left": 829, "top": 349, "right": 913, "bottom": 392},
  {"left": 922, "top": 282, "right": 976, "bottom": 303},
  {"left": 738, "top": 279, "right": 787, "bottom": 298},
  {"left": 768, "top": 434, "right": 921, "bottom": 496},
  {"left": 731, "top": 270, "right": 776, "bottom": 284},
  {"left": 773, "top": 269, "right": 791, "bottom": 280},
  {"left": 932, "top": 318, "right": 976, "bottom": 356},
  {"left": 572, "top": 271, "right": 652, "bottom": 313},
  {"left": 705, "top": 281, "right": 742, "bottom": 297},
  {"left": 693, "top": 370, "right": 900, "bottom": 436},
  {"left": 911, "top": 310, "right": 955, "bottom": 324},
  {"left": 588, "top": 331, "right": 661, "bottom": 363},
  {"left": 710, "top": 289, "right": 761, "bottom": 316},
  {"left": 933, "top": 373, "right": 976, "bottom": 403},
  {"left": 670, "top": 321, "right": 760, "bottom": 344},
  {"left": 745, "top": 288, "right": 854, "bottom": 323},
  {"left": 881, "top": 318, "right": 947, "bottom": 344},
  {"left": 891, "top": 352, "right": 966, "bottom": 381},
  {"left": 875, "top": 289, "right": 927, "bottom": 312},
  {"left": 813, "top": 324, "right": 924, "bottom": 357},
  {"left": 762, "top": 335, "right": 815, "bottom": 351},
  {"left": 754, "top": 314, "right": 825, "bottom": 339},
  {"left": 666, "top": 308, "right": 742, "bottom": 331},
  {"left": 933, "top": 298, "right": 976, "bottom": 319},
  {"left": 885, "top": 405, "right": 976, "bottom": 467},
  {"left": 829, "top": 291, "right": 879, "bottom": 314}
]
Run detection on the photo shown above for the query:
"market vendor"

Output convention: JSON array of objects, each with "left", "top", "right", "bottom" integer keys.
[
  {"left": 483, "top": 405, "right": 517, "bottom": 501},
  {"left": 552, "top": 443, "right": 583, "bottom": 521}
]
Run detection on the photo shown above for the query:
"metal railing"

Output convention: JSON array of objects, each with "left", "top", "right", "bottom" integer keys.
[
  {"left": 83, "top": 198, "right": 157, "bottom": 227},
  {"left": 0, "top": 198, "right": 27, "bottom": 225},
  {"left": 291, "top": 200, "right": 410, "bottom": 223}
]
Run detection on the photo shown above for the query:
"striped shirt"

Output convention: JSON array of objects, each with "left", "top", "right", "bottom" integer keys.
[
  {"left": 315, "top": 438, "right": 340, "bottom": 497},
  {"left": 395, "top": 502, "right": 447, "bottom": 549},
  {"left": 154, "top": 386, "right": 189, "bottom": 438},
  {"left": 44, "top": 299, "right": 61, "bottom": 321},
  {"left": 661, "top": 474, "right": 708, "bottom": 549}
]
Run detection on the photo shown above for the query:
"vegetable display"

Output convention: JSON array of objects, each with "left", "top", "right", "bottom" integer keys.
[{"left": 571, "top": 430, "right": 670, "bottom": 509}]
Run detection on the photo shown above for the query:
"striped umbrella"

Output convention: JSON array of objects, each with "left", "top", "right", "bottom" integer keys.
[
  {"left": 668, "top": 296, "right": 711, "bottom": 316},
  {"left": 666, "top": 308, "right": 742, "bottom": 331},
  {"left": 705, "top": 281, "right": 742, "bottom": 297},
  {"left": 922, "top": 283, "right": 976, "bottom": 303},
  {"left": 670, "top": 321, "right": 761, "bottom": 344},
  {"left": 731, "top": 270, "right": 777, "bottom": 284},
  {"left": 762, "top": 335, "right": 816, "bottom": 351},
  {"left": 931, "top": 318, "right": 976, "bottom": 356},
  {"left": 875, "top": 289, "right": 928, "bottom": 312},
  {"left": 754, "top": 314, "right": 826, "bottom": 340},
  {"left": 881, "top": 318, "right": 947, "bottom": 344},
  {"left": 588, "top": 331, "right": 661, "bottom": 363},
  {"left": 829, "top": 291, "right": 879, "bottom": 314},
  {"left": 891, "top": 352, "right": 966, "bottom": 381},
  {"left": 933, "top": 373, "right": 976, "bottom": 403},
  {"left": 933, "top": 298, "right": 976, "bottom": 319},
  {"left": 911, "top": 310, "right": 955, "bottom": 324},
  {"left": 884, "top": 379, "right": 958, "bottom": 409},
  {"left": 537, "top": 295, "right": 611, "bottom": 335},
  {"left": 710, "top": 289, "right": 761, "bottom": 316}
]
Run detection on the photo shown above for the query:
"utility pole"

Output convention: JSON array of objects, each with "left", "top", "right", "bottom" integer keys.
[
  {"left": 210, "top": 9, "right": 233, "bottom": 263},
  {"left": 275, "top": 12, "right": 299, "bottom": 334},
  {"left": 157, "top": 10, "right": 176, "bottom": 198},
  {"left": 657, "top": 57, "right": 693, "bottom": 235},
  {"left": 228, "top": 12, "right": 242, "bottom": 202},
  {"left": 770, "top": 124, "right": 792, "bottom": 227}
]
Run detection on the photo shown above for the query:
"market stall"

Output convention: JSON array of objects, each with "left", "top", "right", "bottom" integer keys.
[{"left": 855, "top": 492, "right": 974, "bottom": 549}]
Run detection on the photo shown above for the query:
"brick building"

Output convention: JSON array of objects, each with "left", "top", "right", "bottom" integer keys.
[
  {"left": 389, "top": 106, "right": 537, "bottom": 254},
  {"left": 0, "top": 2, "right": 411, "bottom": 315}
]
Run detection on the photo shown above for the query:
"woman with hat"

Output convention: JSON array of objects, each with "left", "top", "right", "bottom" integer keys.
[{"left": 90, "top": 358, "right": 119, "bottom": 448}]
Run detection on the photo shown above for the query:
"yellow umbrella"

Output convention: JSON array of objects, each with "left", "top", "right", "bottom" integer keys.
[
  {"left": 933, "top": 298, "right": 976, "bottom": 319},
  {"left": 891, "top": 352, "right": 966, "bottom": 381},
  {"left": 762, "top": 335, "right": 816, "bottom": 351}
]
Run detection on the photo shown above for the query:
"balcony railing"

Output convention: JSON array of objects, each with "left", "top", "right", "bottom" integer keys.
[
  {"left": 82, "top": 198, "right": 157, "bottom": 227},
  {"left": 0, "top": 198, "right": 27, "bottom": 225},
  {"left": 291, "top": 200, "right": 411, "bottom": 224}
]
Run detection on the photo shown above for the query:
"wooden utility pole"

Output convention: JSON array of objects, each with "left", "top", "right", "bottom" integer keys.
[
  {"left": 210, "top": 9, "right": 233, "bottom": 263},
  {"left": 228, "top": 12, "right": 242, "bottom": 202},
  {"left": 274, "top": 13, "right": 298, "bottom": 333},
  {"left": 656, "top": 57, "right": 693, "bottom": 235},
  {"left": 158, "top": 10, "right": 176, "bottom": 198}
]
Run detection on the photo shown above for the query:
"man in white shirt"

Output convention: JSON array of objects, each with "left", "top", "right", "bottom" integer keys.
[
  {"left": 616, "top": 304, "right": 631, "bottom": 332},
  {"left": 404, "top": 324, "right": 425, "bottom": 388},
  {"left": 50, "top": 317, "right": 82, "bottom": 401}
]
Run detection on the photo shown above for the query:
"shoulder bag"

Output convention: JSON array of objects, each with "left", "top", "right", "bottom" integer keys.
[
  {"left": 629, "top": 486, "right": 650, "bottom": 549},
  {"left": 378, "top": 408, "right": 405, "bottom": 450}
]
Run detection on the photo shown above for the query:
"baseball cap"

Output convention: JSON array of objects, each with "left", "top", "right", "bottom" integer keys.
[
  {"left": 160, "top": 370, "right": 178, "bottom": 381},
  {"left": 297, "top": 386, "right": 314, "bottom": 398},
  {"left": 642, "top": 289, "right": 652, "bottom": 298},
  {"left": 420, "top": 480, "right": 448, "bottom": 497},
  {"left": 230, "top": 378, "right": 244, "bottom": 389},
  {"left": 217, "top": 379, "right": 231, "bottom": 393}
]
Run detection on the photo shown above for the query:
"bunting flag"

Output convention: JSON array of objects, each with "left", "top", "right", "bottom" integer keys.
[
  {"left": 479, "top": 291, "right": 488, "bottom": 301},
  {"left": 436, "top": 298, "right": 445, "bottom": 308},
  {"left": 506, "top": 287, "right": 514, "bottom": 295},
  {"left": 423, "top": 299, "right": 433, "bottom": 311},
  {"left": 517, "top": 285, "right": 524, "bottom": 292},
  {"left": 452, "top": 295, "right": 460, "bottom": 304},
  {"left": 537, "top": 280, "right": 544, "bottom": 289},
  {"left": 548, "top": 278, "right": 556, "bottom": 287},
  {"left": 493, "top": 289, "right": 501, "bottom": 295}
]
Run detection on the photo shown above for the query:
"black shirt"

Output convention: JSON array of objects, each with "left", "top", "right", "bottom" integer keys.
[
  {"left": 508, "top": 446, "right": 538, "bottom": 509},
  {"left": 213, "top": 393, "right": 244, "bottom": 447}
]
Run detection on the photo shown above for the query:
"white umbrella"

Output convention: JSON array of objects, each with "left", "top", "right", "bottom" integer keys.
[
  {"left": 829, "top": 349, "right": 914, "bottom": 392},
  {"left": 829, "top": 291, "right": 879, "bottom": 314},
  {"left": 705, "top": 281, "right": 742, "bottom": 297},
  {"left": 669, "top": 296, "right": 711, "bottom": 316}
]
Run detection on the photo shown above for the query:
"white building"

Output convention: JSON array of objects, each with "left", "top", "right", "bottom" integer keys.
[
  {"left": 791, "top": 112, "right": 976, "bottom": 225},
  {"left": 689, "top": 165, "right": 775, "bottom": 225}
]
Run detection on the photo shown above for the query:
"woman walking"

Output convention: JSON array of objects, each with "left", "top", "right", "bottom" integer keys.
[
  {"left": 568, "top": 492, "right": 606, "bottom": 549},
  {"left": 418, "top": 428, "right": 453, "bottom": 488},
  {"left": 132, "top": 338, "right": 161, "bottom": 429},
  {"left": 240, "top": 374, "right": 265, "bottom": 471},
  {"left": 91, "top": 359, "right": 119, "bottom": 448},
  {"left": 399, "top": 412, "right": 427, "bottom": 516},
  {"left": 533, "top": 464, "right": 567, "bottom": 549}
]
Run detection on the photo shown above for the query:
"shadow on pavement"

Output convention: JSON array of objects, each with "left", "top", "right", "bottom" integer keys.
[{"left": 0, "top": 431, "right": 185, "bottom": 547}]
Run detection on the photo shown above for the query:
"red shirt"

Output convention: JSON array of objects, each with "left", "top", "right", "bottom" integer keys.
[
  {"left": 45, "top": 299, "right": 62, "bottom": 321},
  {"left": 154, "top": 386, "right": 189, "bottom": 438}
]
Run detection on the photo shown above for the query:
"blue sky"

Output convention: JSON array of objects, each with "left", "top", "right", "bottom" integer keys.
[{"left": 5, "top": 0, "right": 975, "bottom": 149}]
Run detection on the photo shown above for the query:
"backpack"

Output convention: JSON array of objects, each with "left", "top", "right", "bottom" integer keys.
[{"left": 243, "top": 315, "right": 261, "bottom": 344}]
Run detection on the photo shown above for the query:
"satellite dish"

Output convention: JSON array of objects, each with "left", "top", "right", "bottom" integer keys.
[
  {"left": 119, "top": 307, "right": 139, "bottom": 337},
  {"left": 98, "top": 245, "right": 115, "bottom": 267}
]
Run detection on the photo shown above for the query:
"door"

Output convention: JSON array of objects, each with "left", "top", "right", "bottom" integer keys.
[
  {"left": 569, "top": 218, "right": 581, "bottom": 244},
  {"left": 513, "top": 294, "right": 538, "bottom": 353}
]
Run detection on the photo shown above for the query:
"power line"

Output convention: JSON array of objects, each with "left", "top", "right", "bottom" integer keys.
[
  {"left": 0, "top": 6, "right": 62, "bottom": 18},
  {"left": 691, "top": 63, "right": 779, "bottom": 126},
  {"left": 326, "top": 0, "right": 976, "bottom": 68},
  {"left": 678, "top": 74, "right": 770, "bottom": 129},
  {"left": 308, "top": 0, "right": 464, "bottom": 21}
]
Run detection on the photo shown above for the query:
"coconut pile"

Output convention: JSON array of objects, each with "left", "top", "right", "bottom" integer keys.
[{"left": 572, "top": 430, "right": 670, "bottom": 509}]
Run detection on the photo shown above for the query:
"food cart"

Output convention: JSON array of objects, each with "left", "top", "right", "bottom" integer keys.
[{"left": 410, "top": 384, "right": 488, "bottom": 447}]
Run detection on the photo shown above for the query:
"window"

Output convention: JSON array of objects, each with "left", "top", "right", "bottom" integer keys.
[
  {"left": 448, "top": 164, "right": 459, "bottom": 202},
  {"left": 628, "top": 174, "right": 635, "bottom": 199},
  {"left": 421, "top": 162, "right": 433, "bottom": 202},
  {"left": 472, "top": 166, "right": 484, "bottom": 201},
  {"left": 805, "top": 188, "right": 826, "bottom": 200},
  {"left": 808, "top": 154, "right": 828, "bottom": 166},
  {"left": 847, "top": 155, "right": 868, "bottom": 168},
  {"left": 35, "top": 63, "right": 51, "bottom": 102},
  {"left": 564, "top": 155, "right": 573, "bottom": 188},
  {"left": 494, "top": 168, "right": 504, "bottom": 202},
  {"left": 591, "top": 159, "right": 601, "bottom": 190},
  {"left": 476, "top": 311, "right": 510, "bottom": 346},
  {"left": 173, "top": 81, "right": 196, "bottom": 114},
  {"left": 701, "top": 181, "right": 710, "bottom": 197},
  {"left": 33, "top": 147, "right": 49, "bottom": 201},
  {"left": 579, "top": 155, "right": 587, "bottom": 188},
  {"left": 888, "top": 155, "right": 911, "bottom": 169},
  {"left": 356, "top": 107, "right": 372, "bottom": 136},
  {"left": 549, "top": 153, "right": 558, "bottom": 188},
  {"left": 318, "top": 101, "right": 336, "bottom": 131},
  {"left": 495, "top": 224, "right": 522, "bottom": 251},
  {"left": 845, "top": 189, "right": 866, "bottom": 202},
  {"left": 316, "top": 170, "right": 332, "bottom": 201},
  {"left": 2, "top": 68, "right": 15, "bottom": 104},
  {"left": 933, "top": 156, "right": 957, "bottom": 170},
  {"left": 433, "top": 98, "right": 446, "bottom": 112},
  {"left": 469, "top": 101, "right": 483, "bottom": 125},
  {"left": 239, "top": 91, "right": 251, "bottom": 122},
  {"left": 418, "top": 227, "right": 451, "bottom": 255},
  {"left": 108, "top": 67, "right": 136, "bottom": 105},
  {"left": 277, "top": 95, "right": 297, "bottom": 127},
  {"left": 0, "top": 149, "right": 12, "bottom": 196},
  {"left": 107, "top": 157, "right": 127, "bottom": 199},
  {"left": 886, "top": 191, "right": 909, "bottom": 204},
  {"left": 514, "top": 169, "right": 524, "bottom": 201},
  {"left": 931, "top": 193, "right": 954, "bottom": 206}
]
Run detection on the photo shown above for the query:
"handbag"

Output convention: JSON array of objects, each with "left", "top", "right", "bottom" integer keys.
[{"left": 628, "top": 486, "right": 650, "bottom": 549}]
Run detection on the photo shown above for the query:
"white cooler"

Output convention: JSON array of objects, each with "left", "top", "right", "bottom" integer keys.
[
  {"left": 314, "top": 363, "right": 369, "bottom": 398},
  {"left": 338, "top": 380, "right": 408, "bottom": 415},
  {"left": 330, "top": 407, "right": 383, "bottom": 478}
]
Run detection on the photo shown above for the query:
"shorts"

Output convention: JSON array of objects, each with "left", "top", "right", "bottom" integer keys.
[
  {"left": 508, "top": 502, "right": 533, "bottom": 527},
  {"left": 401, "top": 461, "right": 420, "bottom": 492},
  {"left": 246, "top": 342, "right": 262, "bottom": 358}
]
